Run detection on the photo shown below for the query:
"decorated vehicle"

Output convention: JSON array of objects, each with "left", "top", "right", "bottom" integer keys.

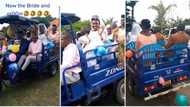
[
  {"left": 126, "top": 41, "right": 190, "bottom": 101},
  {"left": 0, "top": 15, "right": 58, "bottom": 88},
  {"left": 61, "top": 13, "right": 125, "bottom": 105}
]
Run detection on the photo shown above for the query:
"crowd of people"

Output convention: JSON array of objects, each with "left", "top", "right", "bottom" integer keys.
[
  {"left": 127, "top": 19, "right": 190, "bottom": 50},
  {"left": 61, "top": 15, "right": 125, "bottom": 84}
]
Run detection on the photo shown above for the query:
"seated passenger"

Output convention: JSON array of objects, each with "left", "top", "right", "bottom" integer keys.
[
  {"left": 152, "top": 27, "right": 165, "bottom": 41},
  {"left": 165, "top": 24, "right": 190, "bottom": 49},
  {"left": 77, "top": 28, "right": 90, "bottom": 48},
  {"left": 61, "top": 31, "right": 81, "bottom": 85},
  {"left": 38, "top": 24, "right": 49, "bottom": 46},
  {"left": 18, "top": 32, "right": 42, "bottom": 72},
  {"left": 136, "top": 19, "right": 157, "bottom": 49},
  {"left": 84, "top": 15, "right": 104, "bottom": 51},
  {"left": 48, "top": 24, "right": 60, "bottom": 44}
]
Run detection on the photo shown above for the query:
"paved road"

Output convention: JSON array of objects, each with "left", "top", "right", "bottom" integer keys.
[{"left": 126, "top": 87, "right": 190, "bottom": 106}]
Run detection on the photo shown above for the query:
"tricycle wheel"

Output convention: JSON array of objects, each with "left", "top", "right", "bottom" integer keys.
[
  {"left": 47, "top": 62, "right": 58, "bottom": 77},
  {"left": 0, "top": 81, "right": 3, "bottom": 92},
  {"left": 115, "top": 79, "right": 125, "bottom": 104},
  {"left": 127, "top": 77, "right": 137, "bottom": 96}
]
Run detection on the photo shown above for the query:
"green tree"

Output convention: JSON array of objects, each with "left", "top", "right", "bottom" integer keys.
[
  {"left": 183, "top": 18, "right": 190, "bottom": 25},
  {"left": 149, "top": 1, "right": 176, "bottom": 32},
  {"left": 32, "top": 16, "right": 54, "bottom": 27},
  {"left": 63, "top": 20, "right": 90, "bottom": 32},
  {"left": 167, "top": 17, "right": 183, "bottom": 28}
]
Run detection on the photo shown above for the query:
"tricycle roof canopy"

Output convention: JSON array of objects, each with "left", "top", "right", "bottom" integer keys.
[
  {"left": 61, "top": 13, "right": 80, "bottom": 25},
  {"left": 0, "top": 15, "right": 39, "bottom": 25}
]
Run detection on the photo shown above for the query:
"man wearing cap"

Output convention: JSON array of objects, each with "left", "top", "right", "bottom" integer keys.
[{"left": 84, "top": 15, "right": 104, "bottom": 51}]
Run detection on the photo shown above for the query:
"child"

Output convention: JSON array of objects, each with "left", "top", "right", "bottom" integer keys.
[{"left": 18, "top": 32, "right": 42, "bottom": 72}]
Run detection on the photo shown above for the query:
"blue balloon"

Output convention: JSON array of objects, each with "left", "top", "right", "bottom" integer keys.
[
  {"left": 7, "top": 63, "right": 19, "bottom": 84},
  {"left": 95, "top": 46, "right": 108, "bottom": 56},
  {"left": 176, "top": 94, "right": 189, "bottom": 106},
  {"left": 47, "top": 42, "right": 55, "bottom": 49}
]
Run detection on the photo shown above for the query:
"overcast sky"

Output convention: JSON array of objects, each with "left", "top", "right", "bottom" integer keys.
[
  {"left": 61, "top": 0, "right": 125, "bottom": 21},
  {"left": 134, "top": 0, "right": 190, "bottom": 24}
]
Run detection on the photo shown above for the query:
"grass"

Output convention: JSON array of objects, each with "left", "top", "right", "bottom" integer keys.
[{"left": 0, "top": 72, "right": 60, "bottom": 106}]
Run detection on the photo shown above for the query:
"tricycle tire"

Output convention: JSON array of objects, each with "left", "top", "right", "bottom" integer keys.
[
  {"left": 47, "top": 61, "right": 58, "bottom": 77},
  {"left": 0, "top": 81, "right": 3, "bottom": 92},
  {"left": 115, "top": 79, "right": 125, "bottom": 104},
  {"left": 127, "top": 77, "right": 137, "bottom": 96}
]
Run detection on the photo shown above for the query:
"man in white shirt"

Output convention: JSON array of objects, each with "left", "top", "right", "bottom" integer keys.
[
  {"left": 61, "top": 32, "right": 81, "bottom": 85},
  {"left": 84, "top": 15, "right": 104, "bottom": 51}
]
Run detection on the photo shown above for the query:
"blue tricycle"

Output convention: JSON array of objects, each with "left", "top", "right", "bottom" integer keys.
[
  {"left": 0, "top": 15, "right": 59, "bottom": 89},
  {"left": 62, "top": 44, "right": 124, "bottom": 105},
  {"left": 61, "top": 13, "right": 125, "bottom": 105},
  {"left": 126, "top": 41, "right": 190, "bottom": 101}
]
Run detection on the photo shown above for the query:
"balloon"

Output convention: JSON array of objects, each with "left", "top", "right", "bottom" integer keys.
[
  {"left": 49, "top": 42, "right": 55, "bottom": 48},
  {"left": 159, "top": 76, "right": 165, "bottom": 86},
  {"left": 95, "top": 46, "right": 108, "bottom": 56},
  {"left": 2, "top": 45, "right": 7, "bottom": 53},
  {"left": 11, "top": 44, "right": 20, "bottom": 53},
  {"left": 176, "top": 94, "right": 189, "bottom": 106},
  {"left": 9, "top": 53, "right": 17, "bottom": 62},
  {"left": 7, "top": 63, "right": 19, "bottom": 84},
  {"left": 8, "top": 45, "right": 13, "bottom": 50},
  {"left": 47, "top": 42, "right": 55, "bottom": 49},
  {"left": 126, "top": 50, "right": 133, "bottom": 59}
]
